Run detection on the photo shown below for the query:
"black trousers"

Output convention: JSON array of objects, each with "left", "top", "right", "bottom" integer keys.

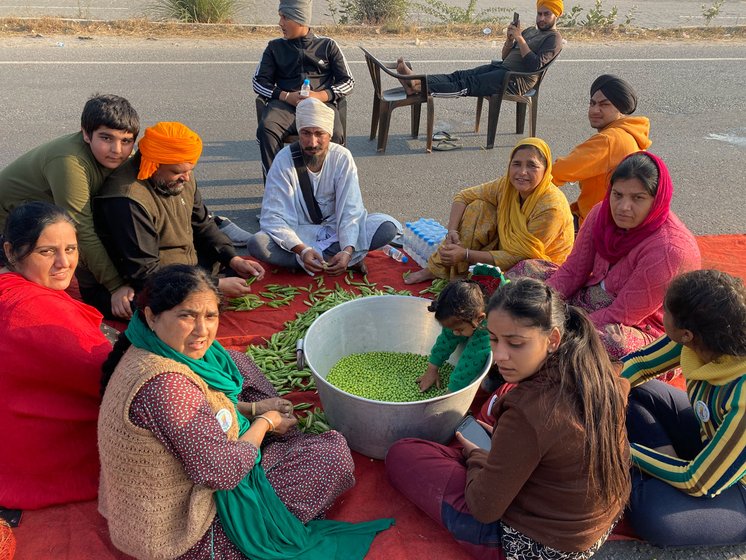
[
  {"left": 625, "top": 380, "right": 746, "bottom": 547},
  {"left": 427, "top": 63, "right": 509, "bottom": 98},
  {"left": 256, "top": 99, "right": 344, "bottom": 176}
]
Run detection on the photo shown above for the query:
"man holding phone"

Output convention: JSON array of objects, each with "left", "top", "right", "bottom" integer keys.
[{"left": 396, "top": 0, "right": 563, "bottom": 98}]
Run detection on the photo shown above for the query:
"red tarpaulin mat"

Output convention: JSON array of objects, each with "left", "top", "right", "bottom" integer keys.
[{"left": 11, "top": 235, "right": 746, "bottom": 560}]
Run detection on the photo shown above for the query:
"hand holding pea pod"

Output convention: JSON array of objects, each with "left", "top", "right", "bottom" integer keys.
[{"left": 253, "top": 397, "right": 294, "bottom": 416}]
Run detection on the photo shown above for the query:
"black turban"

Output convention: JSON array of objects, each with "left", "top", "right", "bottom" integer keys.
[{"left": 590, "top": 74, "right": 638, "bottom": 115}]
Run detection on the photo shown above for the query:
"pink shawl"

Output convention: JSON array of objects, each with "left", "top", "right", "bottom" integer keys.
[{"left": 593, "top": 151, "right": 673, "bottom": 265}]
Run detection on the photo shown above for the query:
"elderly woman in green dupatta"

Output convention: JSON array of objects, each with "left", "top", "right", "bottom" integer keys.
[
  {"left": 405, "top": 137, "right": 574, "bottom": 285},
  {"left": 97, "top": 264, "right": 393, "bottom": 560}
]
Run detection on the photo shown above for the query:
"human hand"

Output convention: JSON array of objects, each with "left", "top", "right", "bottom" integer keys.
[
  {"left": 416, "top": 364, "right": 441, "bottom": 392},
  {"left": 218, "top": 276, "right": 256, "bottom": 298},
  {"left": 454, "top": 431, "right": 480, "bottom": 456},
  {"left": 230, "top": 256, "right": 265, "bottom": 281},
  {"left": 439, "top": 243, "right": 467, "bottom": 266},
  {"left": 259, "top": 410, "right": 297, "bottom": 436},
  {"left": 445, "top": 230, "right": 461, "bottom": 245},
  {"left": 284, "top": 91, "right": 303, "bottom": 107},
  {"left": 254, "top": 397, "right": 294, "bottom": 416},
  {"left": 111, "top": 285, "right": 135, "bottom": 319},
  {"left": 507, "top": 22, "right": 523, "bottom": 42},
  {"left": 325, "top": 250, "right": 352, "bottom": 276},
  {"left": 300, "top": 247, "right": 326, "bottom": 273}
]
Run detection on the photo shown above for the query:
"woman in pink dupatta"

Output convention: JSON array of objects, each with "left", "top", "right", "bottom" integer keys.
[{"left": 508, "top": 152, "right": 700, "bottom": 360}]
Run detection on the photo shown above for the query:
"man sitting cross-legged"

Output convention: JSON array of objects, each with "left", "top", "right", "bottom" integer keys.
[
  {"left": 248, "top": 98, "right": 400, "bottom": 276},
  {"left": 92, "top": 122, "right": 264, "bottom": 316},
  {"left": 396, "top": 0, "right": 563, "bottom": 99}
]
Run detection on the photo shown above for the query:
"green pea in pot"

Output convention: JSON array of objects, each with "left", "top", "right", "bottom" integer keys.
[{"left": 301, "top": 295, "right": 492, "bottom": 459}]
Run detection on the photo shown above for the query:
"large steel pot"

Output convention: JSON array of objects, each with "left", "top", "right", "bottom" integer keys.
[{"left": 301, "top": 295, "right": 492, "bottom": 459}]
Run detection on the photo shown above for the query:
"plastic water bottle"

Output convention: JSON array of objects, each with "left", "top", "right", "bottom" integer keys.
[
  {"left": 300, "top": 79, "right": 311, "bottom": 97},
  {"left": 381, "top": 244, "right": 408, "bottom": 263}
]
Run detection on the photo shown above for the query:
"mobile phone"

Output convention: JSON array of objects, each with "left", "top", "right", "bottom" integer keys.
[
  {"left": 512, "top": 11, "right": 520, "bottom": 25},
  {"left": 456, "top": 415, "right": 492, "bottom": 450}
]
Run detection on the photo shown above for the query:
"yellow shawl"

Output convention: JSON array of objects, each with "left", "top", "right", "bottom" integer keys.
[{"left": 496, "top": 137, "right": 555, "bottom": 262}]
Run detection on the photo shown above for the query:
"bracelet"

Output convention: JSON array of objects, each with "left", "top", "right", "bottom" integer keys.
[
  {"left": 254, "top": 414, "right": 276, "bottom": 432},
  {"left": 342, "top": 247, "right": 354, "bottom": 255},
  {"left": 250, "top": 402, "right": 256, "bottom": 416},
  {"left": 300, "top": 246, "right": 314, "bottom": 259},
  {"left": 465, "top": 248, "right": 470, "bottom": 262},
  {"left": 281, "top": 91, "right": 289, "bottom": 101}
]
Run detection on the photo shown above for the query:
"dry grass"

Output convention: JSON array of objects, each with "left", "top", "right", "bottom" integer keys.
[{"left": 0, "top": 17, "right": 744, "bottom": 43}]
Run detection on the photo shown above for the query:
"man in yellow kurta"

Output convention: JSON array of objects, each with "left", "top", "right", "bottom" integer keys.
[
  {"left": 404, "top": 137, "right": 573, "bottom": 284},
  {"left": 553, "top": 74, "right": 652, "bottom": 224}
]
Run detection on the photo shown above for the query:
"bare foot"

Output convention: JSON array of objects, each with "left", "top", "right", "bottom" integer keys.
[
  {"left": 404, "top": 267, "right": 436, "bottom": 285},
  {"left": 396, "top": 57, "right": 421, "bottom": 95}
]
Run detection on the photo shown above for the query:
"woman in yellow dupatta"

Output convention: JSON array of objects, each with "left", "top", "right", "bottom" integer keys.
[{"left": 405, "top": 137, "right": 574, "bottom": 285}]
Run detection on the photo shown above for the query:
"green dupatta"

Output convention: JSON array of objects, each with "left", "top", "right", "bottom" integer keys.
[{"left": 126, "top": 312, "right": 393, "bottom": 559}]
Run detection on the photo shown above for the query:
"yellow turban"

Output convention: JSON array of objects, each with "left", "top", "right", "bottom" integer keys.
[
  {"left": 137, "top": 122, "right": 203, "bottom": 180},
  {"left": 537, "top": 0, "right": 563, "bottom": 16}
]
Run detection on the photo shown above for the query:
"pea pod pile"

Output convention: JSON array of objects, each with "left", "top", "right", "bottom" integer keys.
[
  {"left": 326, "top": 351, "right": 455, "bottom": 402},
  {"left": 246, "top": 275, "right": 414, "bottom": 397}
]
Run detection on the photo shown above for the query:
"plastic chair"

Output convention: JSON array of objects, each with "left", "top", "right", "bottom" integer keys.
[
  {"left": 475, "top": 56, "right": 559, "bottom": 149},
  {"left": 360, "top": 46, "right": 434, "bottom": 154}
]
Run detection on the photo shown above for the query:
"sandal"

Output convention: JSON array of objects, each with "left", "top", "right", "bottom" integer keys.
[
  {"left": 432, "top": 131, "right": 461, "bottom": 142},
  {"left": 433, "top": 139, "right": 462, "bottom": 151}
]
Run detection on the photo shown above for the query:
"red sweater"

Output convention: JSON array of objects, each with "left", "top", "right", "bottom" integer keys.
[
  {"left": 547, "top": 205, "right": 701, "bottom": 337},
  {"left": 0, "top": 273, "right": 110, "bottom": 509}
]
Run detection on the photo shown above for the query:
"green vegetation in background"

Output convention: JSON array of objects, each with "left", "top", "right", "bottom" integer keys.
[{"left": 149, "top": 0, "right": 247, "bottom": 23}]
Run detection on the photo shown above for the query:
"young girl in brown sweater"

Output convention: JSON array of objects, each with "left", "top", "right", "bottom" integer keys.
[{"left": 386, "top": 277, "right": 630, "bottom": 559}]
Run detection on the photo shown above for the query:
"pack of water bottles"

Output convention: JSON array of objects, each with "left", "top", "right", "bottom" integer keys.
[{"left": 402, "top": 218, "right": 448, "bottom": 268}]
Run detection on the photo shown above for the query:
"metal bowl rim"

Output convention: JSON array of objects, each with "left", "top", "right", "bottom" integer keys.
[{"left": 304, "top": 294, "right": 492, "bottom": 406}]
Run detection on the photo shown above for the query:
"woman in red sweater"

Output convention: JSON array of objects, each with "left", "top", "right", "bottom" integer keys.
[
  {"left": 0, "top": 202, "right": 111, "bottom": 509},
  {"left": 510, "top": 151, "right": 700, "bottom": 360},
  {"left": 386, "top": 277, "right": 630, "bottom": 559}
]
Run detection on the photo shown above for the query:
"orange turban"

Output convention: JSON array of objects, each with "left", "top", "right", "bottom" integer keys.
[
  {"left": 537, "top": 0, "right": 563, "bottom": 16},
  {"left": 137, "top": 122, "right": 203, "bottom": 180}
]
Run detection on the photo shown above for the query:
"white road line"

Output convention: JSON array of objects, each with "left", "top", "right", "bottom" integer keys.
[
  {"left": 0, "top": 5, "right": 129, "bottom": 8},
  {"left": 0, "top": 57, "right": 744, "bottom": 65}
]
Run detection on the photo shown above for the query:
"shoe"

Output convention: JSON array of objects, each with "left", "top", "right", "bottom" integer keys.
[
  {"left": 432, "top": 131, "right": 460, "bottom": 142},
  {"left": 433, "top": 139, "right": 462, "bottom": 151},
  {"left": 217, "top": 216, "right": 253, "bottom": 247},
  {"left": 389, "top": 234, "right": 404, "bottom": 249}
]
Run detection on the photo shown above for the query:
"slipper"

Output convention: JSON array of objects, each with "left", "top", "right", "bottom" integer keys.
[
  {"left": 433, "top": 139, "right": 462, "bottom": 151},
  {"left": 432, "top": 131, "right": 461, "bottom": 142}
]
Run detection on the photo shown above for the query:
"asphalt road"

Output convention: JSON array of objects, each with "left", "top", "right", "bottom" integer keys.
[
  {"left": 0, "top": 30, "right": 745, "bottom": 560},
  {"left": 1, "top": 37, "right": 744, "bottom": 236},
  {"left": 1, "top": 0, "right": 746, "bottom": 28}
]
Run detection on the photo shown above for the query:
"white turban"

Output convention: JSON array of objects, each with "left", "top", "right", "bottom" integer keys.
[{"left": 295, "top": 98, "right": 334, "bottom": 136}]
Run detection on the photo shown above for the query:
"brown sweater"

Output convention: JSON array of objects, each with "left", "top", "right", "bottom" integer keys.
[
  {"left": 464, "top": 363, "right": 629, "bottom": 552},
  {"left": 98, "top": 347, "right": 239, "bottom": 560}
]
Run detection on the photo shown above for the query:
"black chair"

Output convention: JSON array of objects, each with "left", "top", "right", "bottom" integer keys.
[
  {"left": 360, "top": 46, "right": 434, "bottom": 154},
  {"left": 475, "top": 55, "right": 559, "bottom": 149}
]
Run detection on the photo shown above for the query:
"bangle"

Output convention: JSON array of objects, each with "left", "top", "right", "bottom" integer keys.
[
  {"left": 250, "top": 402, "right": 256, "bottom": 416},
  {"left": 465, "top": 248, "right": 470, "bottom": 262},
  {"left": 300, "top": 246, "right": 313, "bottom": 259},
  {"left": 343, "top": 247, "right": 354, "bottom": 255},
  {"left": 281, "top": 91, "right": 288, "bottom": 101},
  {"left": 254, "top": 414, "right": 275, "bottom": 432}
]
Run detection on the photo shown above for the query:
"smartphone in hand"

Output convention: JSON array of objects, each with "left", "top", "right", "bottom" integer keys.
[
  {"left": 512, "top": 11, "right": 520, "bottom": 25},
  {"left": 456, "top": 415, "right": 492, "bottom": 450}
]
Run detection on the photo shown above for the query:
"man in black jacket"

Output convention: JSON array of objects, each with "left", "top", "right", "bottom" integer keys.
[{"left": 253, "top": 0, "right": 354, "bottom": 177}]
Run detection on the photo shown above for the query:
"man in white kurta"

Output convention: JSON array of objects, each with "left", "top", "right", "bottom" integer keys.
[{"left": 248, "top": 98, "right": 400, "bottom": 275}]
